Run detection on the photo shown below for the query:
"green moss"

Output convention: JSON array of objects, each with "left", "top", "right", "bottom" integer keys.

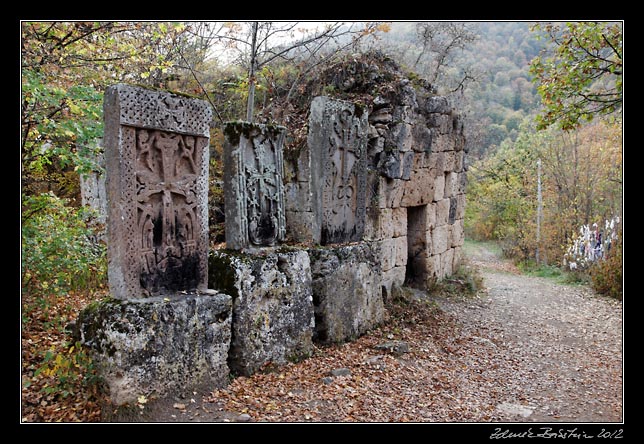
[{"left": 208, "top": 252, "right": 239, "bottom": 298}]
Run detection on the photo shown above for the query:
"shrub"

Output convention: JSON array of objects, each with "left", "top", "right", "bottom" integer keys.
[
  {"left": 21, "top": 192, "right": 107, "bottom": 299},
  {"left": 589, "top": 228, "right": 622, "bottom": 300}
]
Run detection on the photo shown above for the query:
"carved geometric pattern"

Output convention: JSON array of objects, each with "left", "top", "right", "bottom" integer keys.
[
  {"left": 223, "top": 123, "right": 286, "bottom": 250},
  {"left": 104, "top": 84, "right": 211, "bottom": 299}
]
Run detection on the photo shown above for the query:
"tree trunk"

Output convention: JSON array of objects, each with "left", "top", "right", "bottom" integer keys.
[{"left": 246, "top": 22, "right": 259, "bottom": 123}]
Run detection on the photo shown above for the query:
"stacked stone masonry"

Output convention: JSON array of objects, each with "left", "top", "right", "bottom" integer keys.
[
  {"left": 285, "top": 90, "right": 466, "bottom": 298},
  {"left": 76, "top": 69, "right": 466, "bottom": 406}
]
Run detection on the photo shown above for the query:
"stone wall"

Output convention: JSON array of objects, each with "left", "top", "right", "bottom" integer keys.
[
  {"left": 284, "top": 72, "right": 466, "bottom": 297},
  {"left": 364, "top": 90, "right": 467, "bottom": 296}
]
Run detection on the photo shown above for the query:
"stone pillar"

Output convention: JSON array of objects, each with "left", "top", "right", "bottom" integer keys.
[
  {"left": 79, "top": 141, "right": 107, "bottom": 225},
  {"left": 104, "top": 84, "right": 212, "bottom": 299},
  {"left": 222, "top": 122, "right": 286, "bottom": 250}
]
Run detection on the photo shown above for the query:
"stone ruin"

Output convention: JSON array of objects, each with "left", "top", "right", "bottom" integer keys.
[
  {"left": 74, "top": 61, "right": 467, "bottom": 406},
  {"left": 74, "top": 85, "right": 232, "bottom": 404}
]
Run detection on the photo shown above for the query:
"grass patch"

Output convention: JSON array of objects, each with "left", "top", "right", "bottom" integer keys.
[
  {"left": 427, "top": 260, "right": 484, "bottom": 298},
  {"left": 517, "top": 260, "right": 586, "bottom": 285}
]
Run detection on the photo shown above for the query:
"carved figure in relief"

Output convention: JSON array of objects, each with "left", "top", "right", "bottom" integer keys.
[
  {"left": 324, "top": 109, "right": 363, "bottom": 232},
  {"left": 244, "top": 134, "right": 280, "bottom": 246},
  {"left": 134, "top": 128, "right": 200, "bottom": 292}
]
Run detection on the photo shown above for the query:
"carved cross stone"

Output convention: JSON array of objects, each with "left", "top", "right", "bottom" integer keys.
[
  {"left": 104, "top": 84, "right": 212, "bottom": 299},
  {"left": 310, "top": 97, "right": 368, "bottom": 245},
  {"left": 223, "top": 122, "right": 286, "bottom": 250}
]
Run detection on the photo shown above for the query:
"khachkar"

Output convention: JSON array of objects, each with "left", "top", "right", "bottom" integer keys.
[
  {"left": 310, "top": 96, "right": 369, "bottom": 244},
  {"left": 104, "top": 84, "right": 212, "bottom": 298},
  {"left": 223, "top": 122, "right": 287, "bottom": 250}
]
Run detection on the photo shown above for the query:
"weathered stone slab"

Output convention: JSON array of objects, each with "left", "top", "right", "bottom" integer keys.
[
  {"left": 432, "top": 224, "right": 450, "bottom": 255},
  {"left": 309, "top": 244, "right": 384, "bottom": 343},
  {"left": 400, "top": 168, "right": 434, "bottom": 207},
  {"left": 209, "top": 250, "right": 314, "bottom": 376},
  {"left": 104, "top": 84, "right": 212, "bottom": 299},
  {"left": 223, "top": 122, "right": 287, "bottom": 250},
  {"left": 73, "top": 292, "right": 232, "bottom": 405},
  {"left": 309, "top": 96, "right": 369, "bottom": 244},
  {"left": 436, "top": 198, "right": 451, "bottom": 227}
]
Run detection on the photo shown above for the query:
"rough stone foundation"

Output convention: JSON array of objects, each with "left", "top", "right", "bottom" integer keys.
[
  {"left": 73, "top": 293, "right": 232, "bottom": 405},
  {"left": 209, "top": 249, "right": 315, "bottom": 376},
  {"left": 309, "top": 243, "right": 384, "bottom": 343}
]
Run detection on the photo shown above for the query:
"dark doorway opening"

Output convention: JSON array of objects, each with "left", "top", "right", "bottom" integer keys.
[{"left": 405, "top": 205, "right": 428, "bottom": 288}]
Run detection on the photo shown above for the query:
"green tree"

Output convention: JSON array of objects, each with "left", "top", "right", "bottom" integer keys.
[
  {"left": 529, "top": 22, "right": 622, "bottom": 131},
  {"left": 21, "top": 21, "right": 191, "bottom": 199}
]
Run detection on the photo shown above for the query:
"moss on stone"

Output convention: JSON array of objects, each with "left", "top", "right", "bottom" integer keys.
[{"left": 208, "top": 252, "right": 239, "bottom": 298}]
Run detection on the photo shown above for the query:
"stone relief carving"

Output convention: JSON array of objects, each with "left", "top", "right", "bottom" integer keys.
[
  {"left": 104, "top": 84, "right": 211, "bottom": 299},
  {"left": 224, "top": 123, "right": 286, "bottom": 250},
  {"left": 320, "top": 101, "right": 368, "bottom": 244},
  {"left": 135, "top": 129, "right": 204, "bottom": 293}
]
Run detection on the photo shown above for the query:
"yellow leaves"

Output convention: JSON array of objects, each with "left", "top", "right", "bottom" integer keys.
[{"left": 376, "top": 23, "right": 391, "bottom": 33}]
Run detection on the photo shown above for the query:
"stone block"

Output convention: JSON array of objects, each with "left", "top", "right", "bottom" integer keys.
[
  {"left": 436, "top": 198, "right": 451, "bottom": 227},
  {"left": 426, "top": 114, "right": 452, "bottom": 134},
  {"left": 425, "top": 253, "right": 442, "bottom": 281},
  {"left": 444, "top": 172, "right": 458, "bottom": 198},
  {"left": 428, "top": 152, "right": 444, "bottom": 172},
  {"left": 441, "top": 249, "right": 455, "bottom": 277},
  {"left": 381, "top": 266, "right": 407, "bottom": 301},
  {"left": 377, "top": 176, "right": 405, "bottom": 209},
  {"left": 401, "top": 151, "right": 415, "bottom": 181},
  {"left": 391, "top": 207, "right": 407, "bottom": 238},
  {"left": 448, "top": 196, "right": 458, "bottom": 224},
  {"left": 426, "top": 203, "right": 437, "bottom": 230},
  {"left": 401, "top": 168, "right": 434, "bottom": 207},
  {"left": 455, "top": 151, "right": 465, "bottom": 172},
  {"left": 209, "top": 250, "right": 314, "bottom": 376},
  {"left": 458, "top": 171, "right": 468, "bottom": 194},
  {"left": 424, "top": 96, "right": 450, "bottom": 114},
  {"left": 73, "top": 293, "right": 232, "bottom": 405},
  {"left": 392, "top": 122, "right": 414, "bottom": 152},
  {"left": 443, "top": 151, "right": 455, "bottom": 173},
  {"left": 433, "top": 174, "right": 445, "bottom": 202},
  {"left": 394, "top": 235, "right": 408, "bottom": 268},
  {"left": 376, "top": 237, "right": 397, "bottom": 272},
  {"left": 412, "top": 123, "right": 433, "bottom": 153},
  {"left": 431, "top": 132, "right": 455, "bottom": 153},
  {"left": 431, "top": 224, "right": 450, "bottom": 255},
  {"left": 455, "top": 194, "right": 467, "bottom": 220},
  {"left": 451, "top": 219, "right": 465, "bottom": 248},
  {"left": 364, "top": 207, "right": 393, "bottom": 241},
  {"left": 309, "top": 244, "right": 384, "bottom": 343},
  {"left": 452, "top": 245, "right": 463, "bottom": 271}
]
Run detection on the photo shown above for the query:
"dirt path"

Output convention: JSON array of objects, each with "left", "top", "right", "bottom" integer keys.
[
  {"left": 435, "top": 241, "right": 623, "bottom": 422},
  {"left": 123, "top": 241, "right": 622, "bottom": 423}
]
